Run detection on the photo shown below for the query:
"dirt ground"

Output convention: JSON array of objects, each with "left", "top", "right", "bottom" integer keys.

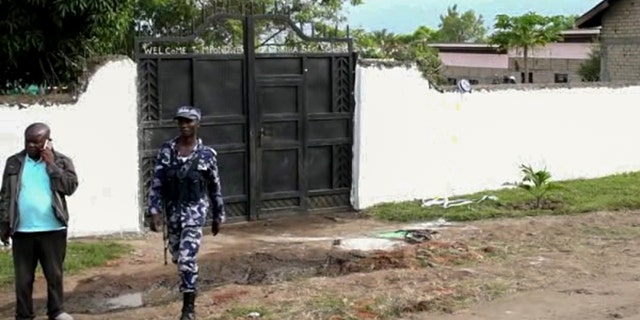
[{"left": 1, "top": 210, "right": 640, "bottom": 320}]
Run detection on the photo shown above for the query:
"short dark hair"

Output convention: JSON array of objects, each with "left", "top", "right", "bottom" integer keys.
[{"left": 24, "top": 122, "right": 50, "bottom": 137}]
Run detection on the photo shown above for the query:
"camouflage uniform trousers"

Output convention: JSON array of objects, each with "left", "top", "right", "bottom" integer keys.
[{"left": 166, "top": 203, "right": 208, "bottom": 293}]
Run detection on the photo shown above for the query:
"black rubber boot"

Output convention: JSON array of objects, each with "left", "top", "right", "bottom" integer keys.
[{"left": 180, "top": 292, "right": 196, "bottom": 320}]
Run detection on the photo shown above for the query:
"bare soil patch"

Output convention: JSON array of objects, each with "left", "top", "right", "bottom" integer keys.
[
  {"left": 1, "top": 211, "right": 640, "bottom": 319},
  {"left": 503, "top": 198, "right": 564, "bottom": 210}
]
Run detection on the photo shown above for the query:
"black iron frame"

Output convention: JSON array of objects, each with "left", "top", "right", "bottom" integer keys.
[{"left": 135, "top": 11, "right": 356, "bottom": 224}]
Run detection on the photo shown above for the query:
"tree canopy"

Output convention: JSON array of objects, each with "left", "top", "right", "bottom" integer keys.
[
  {"left": 0, "top": 1, "right": 588, "bottom": 92},
  {"left": 0, "top": 0, "right": 135, "bottom": 91},
  {"left": 435, "top": 4, "right": 486, "bottom": 43},
  {"left": 1, "top": 0, "right": 363, "bottom": 90},
  {"left": 490, "top": 13, "right": 574, "bottom": 82}
]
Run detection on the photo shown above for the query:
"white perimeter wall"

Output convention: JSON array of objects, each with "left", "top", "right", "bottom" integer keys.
[
  {"left": 352, "top": 64, "right": 640, "bottom": 209},
  {"left": 4, "top": 59, "right": 639, "bottom": 234},
  {"left": 0, "top": 58, "right": 140, "bottom": 237}
]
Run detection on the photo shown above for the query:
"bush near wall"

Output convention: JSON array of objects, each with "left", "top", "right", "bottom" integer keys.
[
  {"left": 0, "top": 0, "right": 135, "bottom": 95},
  {"left": 0, "top": 55, "right": 129, "bottom": 106}
]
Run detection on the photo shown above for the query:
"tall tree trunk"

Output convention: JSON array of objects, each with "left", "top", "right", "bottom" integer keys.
[{"left": 523, "top": 46, "right": 529, "bottom": 83}]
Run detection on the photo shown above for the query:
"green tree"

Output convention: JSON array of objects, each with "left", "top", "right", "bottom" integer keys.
[
  {"left": 0, "top": 0, "right": 135, "bottom": 89},
  {"left": 134, "top": 0, "right": 199, "bottom": 37},
  {"left": 435, "top": 4, "right": 486, "bottom": 43},
  {"left": 394, "top": 26, "right": 444, "bottom": 83},
  {"left": 490, "top": 13, "right": 569, "bottom": 83},
  {"left": 578, "top": 45, "right": 601, "bottom": 82},
  {"left": 354, "top": 26, "right": 444, "bottom": 85},
  {"left": 556, "top": 14, "right": 579, "bottom": 30},
  {"left": 353, "top": 29, "right": 384, "bottom": 58},
  {"left": 371, "top": 29, "right": 403, "bottom": 56},
  {"left": 409, "top": 26, "right": 441, "bottom": 43},
  {"left": 132, "top": 0, "right": 363, "bottom": 52}
]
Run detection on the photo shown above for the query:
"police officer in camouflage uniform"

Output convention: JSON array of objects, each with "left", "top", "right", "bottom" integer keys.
[{"left": 147, "top": 105, "right": 225, "bottom": 320}]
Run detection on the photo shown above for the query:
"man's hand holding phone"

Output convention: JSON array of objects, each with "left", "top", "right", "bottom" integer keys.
[{"left": 41, "top": 139, "right": 54, "bottom": 165}]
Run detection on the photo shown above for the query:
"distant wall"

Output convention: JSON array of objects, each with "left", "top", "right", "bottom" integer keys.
[
  {"left": 508, "top": 43, "right": 593, "bottom": 60},
  {"left": 441, "top": 56, "right": 591, "bottom": 85},
  {"left": 0, "top": 58, "right": 140, "bottom": 237},
  {"left": 440, "top": 66, "right": 516, "bottom": 85},
  {"left": 352, "top": 62, "right": 640, "bottom": 209},
  {"left": 438, "top": 42, "right": 597, "bottom": 84},
  {"left": 509, "top": 57, "right": 587, "bottom": 83},
  {"left": 439, "top": 52, "right": 509, "bottom": 69}
]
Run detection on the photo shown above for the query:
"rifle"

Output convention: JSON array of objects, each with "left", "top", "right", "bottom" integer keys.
[{"left": 162, "top": 202, "right": 168, "bottom": 266}]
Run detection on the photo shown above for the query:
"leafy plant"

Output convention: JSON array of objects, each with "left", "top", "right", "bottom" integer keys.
[
  {"left": 517, "top": 164, "right": 561, "bottom": 208},
  {"left": 578, "top": 45, "right": 601, "bottom": 82},
  {"left": 354, "top": 26, "right": 445, "bottom": 84}
]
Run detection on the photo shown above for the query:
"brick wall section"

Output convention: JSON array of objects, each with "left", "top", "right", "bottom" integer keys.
[{"left": 600, "top": 0, "right": 640, "bottom": 81}]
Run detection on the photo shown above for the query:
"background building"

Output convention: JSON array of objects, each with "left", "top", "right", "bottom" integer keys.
[
  {"left": 431, "top": 29, "right": 600, "bottom": 85},
  {"left": 576, "top": 0, "right": 640, "bottom": 82}
]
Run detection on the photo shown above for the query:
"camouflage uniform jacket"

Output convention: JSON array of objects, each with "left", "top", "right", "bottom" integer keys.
[{"left": 148, "top": 137, "right": 225, "bottom": 226}]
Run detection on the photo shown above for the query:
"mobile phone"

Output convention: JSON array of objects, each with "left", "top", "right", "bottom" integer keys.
[{"left": 43, "top": 139, "right": 51, "bottom": 150}]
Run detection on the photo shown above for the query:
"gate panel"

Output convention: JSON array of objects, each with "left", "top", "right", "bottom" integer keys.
[
  {"left": 305, "top": 55, "right": 353, "bottom": 211},
  {"left": 138, "top": 58, "right": 161, "bottom": 221},
  {"left": 193, "top": 59, "right": 244, "bottom": 116},
  {"left": 139, "top": 56, "right": 250, "bottom": 222},
  {"left": 159, "top": 60, "right": 192, "bottom": 116},
  {"left": 193, "top": 57, "right": 249, "bottom": 221},
  {"left": 255, "top": 58, "right": 305, "bottom": 215}
]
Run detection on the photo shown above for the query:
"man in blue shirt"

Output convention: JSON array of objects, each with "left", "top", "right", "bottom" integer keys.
[{"left": 0, "top": 123, "right": 78, "bottom": 320}]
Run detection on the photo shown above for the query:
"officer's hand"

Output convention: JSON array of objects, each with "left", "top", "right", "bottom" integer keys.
[
  {"left": 149, "top": 215, "right": 163, "bottom": 233},
  {"left": 211, "top": 221, "right": 220, "bottom": 236}
]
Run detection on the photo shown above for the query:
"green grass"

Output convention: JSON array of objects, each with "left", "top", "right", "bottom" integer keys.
[
  {"left": 0, "top": 241, "right": 131, "bottom": 287},
  {"left": 367, "top": 171, "right": 640, "bottom": 222}
]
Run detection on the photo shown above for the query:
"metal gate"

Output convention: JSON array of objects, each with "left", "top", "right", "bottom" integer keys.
[{"left": 135, "top": 10, "right": 356, "bottom": 222}]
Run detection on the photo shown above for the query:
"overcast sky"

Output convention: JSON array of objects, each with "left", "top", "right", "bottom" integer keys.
[{"left": 345, "top": 0, "right": 602, "bottom": 33}]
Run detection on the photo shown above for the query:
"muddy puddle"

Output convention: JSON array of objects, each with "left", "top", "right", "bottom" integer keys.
[
  {"left": 103, "top": 292, "right": 144, "bottom": 310},
  {"left": 0, "top": 236, "right": 483, "bottom": 316},
  {"left": 65, "top": 247, "right": 382, "bottom": 314}
]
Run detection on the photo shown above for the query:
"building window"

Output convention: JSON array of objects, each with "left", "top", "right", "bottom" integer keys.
[
  {"left": 554, "top": 73, "right": 568, "bottom": 83},
  {"left": 447, "top": 78, "right": 457, "bottom": 85},
  {"left": 520, "top": 72, "right": 533, "bottom": 83}
]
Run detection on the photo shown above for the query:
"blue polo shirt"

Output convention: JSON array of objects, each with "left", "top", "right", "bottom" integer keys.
[{"left": 16, "top": 156, "right": 65, "bottom": 232}]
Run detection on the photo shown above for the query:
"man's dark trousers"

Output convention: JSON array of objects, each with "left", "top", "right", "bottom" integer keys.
[{"left": 11, "top": 230, "right": 67, "bottom": 320}]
